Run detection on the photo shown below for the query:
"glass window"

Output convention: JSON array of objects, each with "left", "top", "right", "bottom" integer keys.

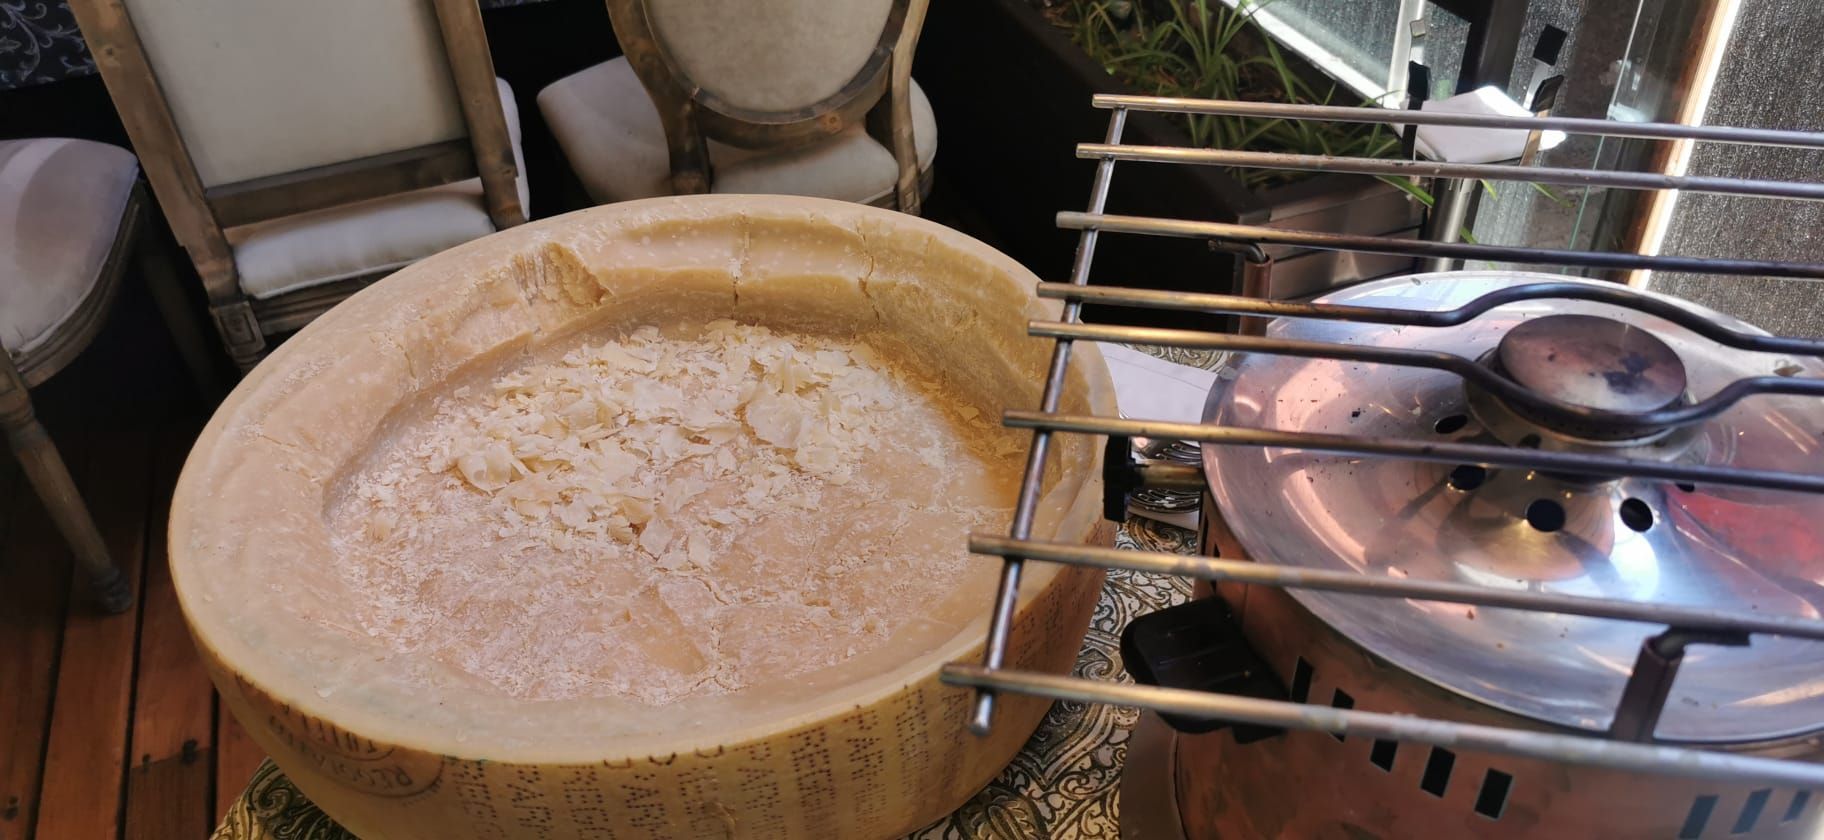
[
  {"left": 1229, "top": 0, "right": 1412, "bottom": 100},
  {"left": 1417, "top": 6, "right": 1470, "bottom": 99},
  {"left": 1225, "top": 0, "right": 1583, "bottom": 106}
]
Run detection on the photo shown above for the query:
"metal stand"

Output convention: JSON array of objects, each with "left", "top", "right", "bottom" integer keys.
[
  {"left": 950, "top": 93, "right": 1824, "bottom": 790},
  {"left": 1119, "top": 713, "right": 1187, "bottom": 840},
  {"left": 1419, "top": 177, "right": 1475, "bottom": 272}
]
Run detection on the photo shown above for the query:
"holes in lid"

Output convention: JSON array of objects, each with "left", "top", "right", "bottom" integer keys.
[
  {"left": 1369, "top": 739, "right": 1398, "bottom": 772},
  {"left": 1328, "top": 689, "right": 1354, "bottom": 742},
  {"left": 1448, "top": 465, "right": 1487, "bottom": 491},
  {"left": 1518, "top": 434, "right": 1542, "bottom": 449},
  {"left": 1680, "top": 795, "right": 1719, "bottom": 839},
  {"left": 1433, "top": 414, "right": 1469, "bottom": 434},
  {"left": 1676, "top": 482, "right": 1697, "bottom": 493},
  {"left": 1289, "top": 657, "right": 1312, "bottom": 704},
  {"left": 1619, "top": 498, "right": 1654, "bottom": 532},
  {"left": 1474, "top": 769, "right": 1514, "bottom": 820},
  {"left": 1784, "top": 790, "right": 1811, "bottom": 823},
  {"left": 1420, "top": 747, "right": 1456, "bottom": 798},
  {"left": 1733, "top": 789, "right": 1771, "bottom": 834},
  {"left": 1525, "top": 499, "right": 1567, "bottom": 533}
]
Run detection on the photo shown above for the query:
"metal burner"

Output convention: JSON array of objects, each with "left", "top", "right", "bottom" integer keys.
[
  {"left": 1202, "top": 272, "right": 1824, "bottom": 743},
  {"left": 1494, "top": 313, "right": 1688, "bottom": 421},
  {"left": 951, "top": 93, "right": 1824, "bottom": 840}
]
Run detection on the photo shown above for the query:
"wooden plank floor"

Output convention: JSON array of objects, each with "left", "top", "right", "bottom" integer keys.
[{"left": 2, "top": 271, "right": 263, "bottom": 840}]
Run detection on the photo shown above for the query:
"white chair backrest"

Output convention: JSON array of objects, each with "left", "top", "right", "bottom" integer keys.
[
  {"left": 645, "top": 0, "right": 895, "bottom": 113},
  {"left": 122, "top": 0, "right": 468, "bottom": 187}
]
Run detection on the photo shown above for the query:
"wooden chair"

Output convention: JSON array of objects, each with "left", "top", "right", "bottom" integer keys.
[
  {"left": 538, "top": 0, "right": 935, "bottom": 214},
  {"left": 2, "top": 138, "right": 218, "bottom": 613},
  {"left": 67, "top": 0, "right": 529, "bottom": 372}
]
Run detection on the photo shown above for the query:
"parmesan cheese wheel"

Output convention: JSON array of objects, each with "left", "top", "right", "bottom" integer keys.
[{"left": 170, "top": 196, "right": 1113, "bottom": 839}]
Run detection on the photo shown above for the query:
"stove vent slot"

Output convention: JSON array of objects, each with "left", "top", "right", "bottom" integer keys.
[
  {"left": 1733, "top": 788, "right": 1771, "bottom": 834},
  {"left": 1473, "top": 769, "right": 1513, "bottom": 820},
  {"left": 1784, "top": 791, "right": 1811, "bottom": 823},
  {"left": 1420, "top": 747, "right": 1456, "bottom": 797},
  {"left": 1289, "top": 657, "right": 1312, "bottom": 704},
  {"left": 1369, "top": 739, "right": 1398, "bottom": 772},
  {"left": 1328, "top": 689, "right": 1354, "bottom": 741},
  {"left": 1680, "top": 794, "right": 1719, "bottom": 839}
]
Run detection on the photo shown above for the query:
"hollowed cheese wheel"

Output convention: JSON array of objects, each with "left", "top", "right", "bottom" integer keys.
[{"left": 170, "top": 196, "right": 1113, "bottom": 839}]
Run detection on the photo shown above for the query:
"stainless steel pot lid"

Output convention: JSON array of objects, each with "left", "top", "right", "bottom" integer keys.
[{"left": 1201, "top": 271, "right": 1824, "bottom": 743}]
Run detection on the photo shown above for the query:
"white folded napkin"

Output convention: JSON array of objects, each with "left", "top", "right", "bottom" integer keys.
[
  {"left": 1409, "top": 85, "right": 1568, "bottom": 164},
  {"left": 1099, "top": 343, "right": 1219, "bottom": 423},
  {"left": 1097, "top": 343, "right": 1218, "bottom": 530}
]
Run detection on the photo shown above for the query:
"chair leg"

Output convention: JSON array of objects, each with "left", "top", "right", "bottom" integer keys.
[
  {"left": 208, "top": 298, "right": 267, "bottom": 374},
  {"left": 0, "top": 355, "right": 133, "bottom": 614},
  {"left": 138, "top": 228, "right": 228, "bottom": 399}
]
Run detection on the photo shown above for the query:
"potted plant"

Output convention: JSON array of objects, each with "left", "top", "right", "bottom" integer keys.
[{"left": 915, "top": 0, "right": 1424, "bottom": 329}]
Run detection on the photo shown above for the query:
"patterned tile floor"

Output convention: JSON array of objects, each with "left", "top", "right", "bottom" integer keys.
[{"left": 908, "top": 520, "right": 1195, "bottom": 840}]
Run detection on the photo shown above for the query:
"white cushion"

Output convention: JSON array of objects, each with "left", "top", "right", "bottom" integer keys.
[
  {"left": 124, "top": 0, "right": 468, "bottom": 187},
  {"left": 0, "top": 138, "right": 139, "bottom": 354},
  {"left": 232, "top": 78, "right": 530, "bottom": 301},
  {"left": 537, "top": 57, "right": 937, "bottom": 206}
]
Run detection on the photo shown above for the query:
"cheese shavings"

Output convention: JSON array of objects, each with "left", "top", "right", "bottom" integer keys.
[
  {"left": 326, "top": 321, "right": 1024, "bottom": 706},
  {"left": 434, "top": 321, "right": 893, "bottom": 542}
]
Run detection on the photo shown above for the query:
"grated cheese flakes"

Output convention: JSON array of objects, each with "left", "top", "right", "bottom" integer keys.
[{"left": 326, "top": 320, "right": 1025, "bottom": 706}]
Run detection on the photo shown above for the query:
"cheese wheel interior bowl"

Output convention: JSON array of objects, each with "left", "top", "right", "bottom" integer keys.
[{"left": 170, "top": 196, "right": 1113, "bottom": 839}]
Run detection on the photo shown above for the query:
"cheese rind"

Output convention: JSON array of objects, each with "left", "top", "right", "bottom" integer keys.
[{"left": 171, "top": 196, "right": 1114, "bottom": 839}]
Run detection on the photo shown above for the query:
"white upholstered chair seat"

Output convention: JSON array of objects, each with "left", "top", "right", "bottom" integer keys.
[
  {"left": 230, "top": 79, "right": 531, "bottom": 300},
  {"left": 1, "top": 138, "right": 140, "bottom": 355},
  {"left": 537, "top": 57, "right": 937, "bottom": 205}
]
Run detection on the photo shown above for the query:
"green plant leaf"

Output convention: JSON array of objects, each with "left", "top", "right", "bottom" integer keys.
[{"left": 1058, "top": 0, "right": 1409, "bottom": 189}]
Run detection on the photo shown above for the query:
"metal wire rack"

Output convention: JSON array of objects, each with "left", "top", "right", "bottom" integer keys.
[{"left": 940, "top": 93, "right": 1824, "bottom": 788}]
